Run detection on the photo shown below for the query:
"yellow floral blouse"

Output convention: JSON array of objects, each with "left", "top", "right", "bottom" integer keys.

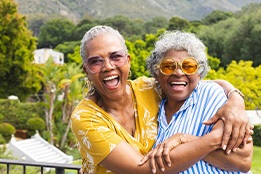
[{"left": 70, "top": 76, "right": 161, "bottom": 174}]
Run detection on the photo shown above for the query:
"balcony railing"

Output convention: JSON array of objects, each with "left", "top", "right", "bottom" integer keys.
[{"left": 0, "top": 158, "right": 81, "bottom": 174}]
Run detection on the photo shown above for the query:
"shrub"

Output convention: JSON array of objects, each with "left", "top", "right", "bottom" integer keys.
[
  {"left": 0, "top": 99, "right": 45, "bottom": 129},
  {"left": 26, "top": 117, "right": 46, "bottom": 131},
  {"left": 0, "top": 123, "right": 16, "bottom": 142},
  {"left": 26, "top": 117, "right": 46, "bottom": 137},
  {"left": 253, "top": 124, "right": 261, "bottom": 146},
  {"left": 0, "top": 134, "right": 6, "bottom": 144}
]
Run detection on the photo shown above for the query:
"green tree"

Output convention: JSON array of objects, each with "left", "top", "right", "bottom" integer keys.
[
  {"left": 67, "top": 45, "right": 82, "bottom": 64},
  {"left": 206, "top": 60, "right": 261, "bottom": 110},
  {"left": 58, "top": 63, "right": 84, "bottom": 148},
  {"left": 202, "top": 10, "right": 233, "bottom": 25},
  {"left": 26, "top": 13, "right": 49, "bottom": 37},
  {"left": 99, "top": 15, "right": 145, "bottom": 40},
  {"left": 197, "top": 18, "right": 238, "bottom": 67},
  {"left": 37, "top": 58, "right": 65, "bottom": 145},
  {"left": 127, "top": 29, "right": 164, "bottom": 79},
  {"left": 224, "top": 9, "right": 261, "bottom": 67},
  {"left": 168, "top": 17, "right": 190, "bottom": 31},
  {"left": 0, "top": 0, "right": 40, "bottom": 101},
  {"left": 38, "top": 18, "right": 75, "bottom": 49},
  {"left": 55, "top": 41, "right": 80, "bottom": 63},
  {"left": 144, "top": 16, "right": 168, "bottom": 34}
]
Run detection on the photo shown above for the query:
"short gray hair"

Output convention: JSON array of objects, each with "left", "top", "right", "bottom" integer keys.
[
  {"left": 80, "top": 25, "right": 128, "bottom": 61},
  {"left": 146, "top": 30, "right": 210, "bottom": 79}
]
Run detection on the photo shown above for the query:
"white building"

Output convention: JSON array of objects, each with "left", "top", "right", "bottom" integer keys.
[
  {"left": 8, "top": 131, "right": 73, "bottom": 164},
  {"left": 246, "top": 110, "right": 261, "bottom": 125},
  {"left": 33, "top": 48, "right": 64, "bottom": 65}
]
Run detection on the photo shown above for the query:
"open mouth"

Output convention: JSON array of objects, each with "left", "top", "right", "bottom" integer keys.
[
  {"left": 103, "top": 75, "right": 120, "bottom": 87},
  {"left": 170, "top": 81, "right": 187, "bottom": 87}
]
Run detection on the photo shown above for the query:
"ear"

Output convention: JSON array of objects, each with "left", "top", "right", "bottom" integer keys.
[{"left": 127, "top": 54, "right": 131, "bottom": 64}]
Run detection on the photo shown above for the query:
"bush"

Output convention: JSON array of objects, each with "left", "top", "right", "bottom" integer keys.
[
  {"left": 0, "top": 123, "right": 16, "bottom": 142},
  {"left": 253, "top": 124, "right": 261, "bottom": 146},
  {"left": 26, "top": 117, "right": 46, "bottom": 137},
  {"left": 0, "top": 99, "right": 45, "bottom": 129},
  {"left": 0, "top": 134, "right": 6, "bottom": 144}
]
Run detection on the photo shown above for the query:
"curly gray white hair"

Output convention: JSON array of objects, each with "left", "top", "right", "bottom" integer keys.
[
  {"left": 80, "top": 25, "right": 128, "bottom": 61},
  {"left": 146, "top": 30, "right": 210, "bottom": 79}
]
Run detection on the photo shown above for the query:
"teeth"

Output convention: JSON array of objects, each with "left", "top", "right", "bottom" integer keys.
[
  {"left": 104, "top": 75, "right": 118, "bottom": 81},
  {"left": 170, "top": 82, "right": 186, "bottom": 85}
]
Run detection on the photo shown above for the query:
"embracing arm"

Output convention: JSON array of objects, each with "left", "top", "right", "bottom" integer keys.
[
  {"left": 204, "top": 139, "right": 253, "bottom": 172},
  {"left": 101, "top": 128, "right": 223, "bottom": 174},
  {"left": 139, "top": 120, "right": 253, "bottom": 173},
  {"left": 205, "top": 79, "right": 249, "bottom": 154}
]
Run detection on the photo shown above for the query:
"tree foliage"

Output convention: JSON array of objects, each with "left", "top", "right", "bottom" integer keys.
[
  {"left": 202, "top": 10, "right": 233, "bottom": 25},
  {"left": 205, "top": 60, "right": 261, "bottom": 110},
  {"left": 0, "top": 0, "right": 40, "bottom": 101},
  {"left": 197, "top": 3, "right": 261, "bottom": 67},
  {"left": 38, "top": 18, "right": 75, "bottom": 49},
  {"left": 168, "top": 17, "right": 190, "bottom": 31}
]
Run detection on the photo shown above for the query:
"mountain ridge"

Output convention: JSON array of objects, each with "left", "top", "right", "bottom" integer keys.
[{"left": 15, "top": 0, "right": 261, "bottom": 22}]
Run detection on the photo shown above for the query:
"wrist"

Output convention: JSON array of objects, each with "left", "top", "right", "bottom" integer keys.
[
  {"left": 205, "top": 131, "right": 222, "bottom": 151},
  {"left": 227, "top": 88, "right": 244, "bottom": 99}
]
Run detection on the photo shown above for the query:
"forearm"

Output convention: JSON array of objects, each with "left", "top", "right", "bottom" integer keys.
[
  {"left": 204, "top": 141, "right": 253, "bottom": 172},
  {"left": 165, "top": 132, "right": 221, "bottom": 173},
  {"left": 212, "top": 79, "right": 245, "bottom": 104},
  {"left": 211, "top": 79, "right": 234, "bottom": 94}
]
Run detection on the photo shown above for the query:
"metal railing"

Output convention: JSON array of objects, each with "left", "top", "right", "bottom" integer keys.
[{"left": 0, "top": 158, "right": 81, "bottom": 174}]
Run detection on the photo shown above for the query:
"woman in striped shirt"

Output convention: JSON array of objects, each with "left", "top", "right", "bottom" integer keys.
[{"left": 143, "top": 30, "right": 253, "bottom": 174}]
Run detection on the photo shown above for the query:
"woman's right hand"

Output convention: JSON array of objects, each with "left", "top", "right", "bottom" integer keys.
[{"left": 139, "top": 133, "right": 196, "bottom": 173}]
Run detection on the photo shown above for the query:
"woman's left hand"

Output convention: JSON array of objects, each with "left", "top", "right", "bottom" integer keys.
[{"left": 203, "top": 93, "right": 250, "bottom": 154}]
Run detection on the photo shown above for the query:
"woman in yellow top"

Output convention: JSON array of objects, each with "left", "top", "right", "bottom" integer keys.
[{"left": 70, "top": 25, "right": 252, "bottom": 174}]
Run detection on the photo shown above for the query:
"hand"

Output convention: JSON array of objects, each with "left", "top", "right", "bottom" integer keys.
[
  {"left": 204, "top": 94, "right": 249, "bottom": 154},
  {"left": 138, "top": 133, "right": 193, "bottom": 173},
  {"left": 243, "top": 124, "right": 254, "bottom": 144},
  {"left": 210, "top": 119, "right": 225, "bottom": 149}
]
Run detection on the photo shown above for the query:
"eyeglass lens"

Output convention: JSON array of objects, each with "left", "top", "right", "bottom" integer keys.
[
  {"left": 159, "top": 57, "right": 199, "bottom": 75},
  {"left": 86, "top": 50, "right": 127, "bottom": 73}
]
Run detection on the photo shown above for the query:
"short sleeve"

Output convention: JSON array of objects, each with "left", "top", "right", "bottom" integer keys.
[{"left": 70, "top": 99, "right": 122, "bottom": 170}]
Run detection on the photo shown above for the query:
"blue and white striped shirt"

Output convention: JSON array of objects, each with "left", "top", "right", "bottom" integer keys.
[{"left": 155, "top": 81, "right": 251, "bottom": 174}]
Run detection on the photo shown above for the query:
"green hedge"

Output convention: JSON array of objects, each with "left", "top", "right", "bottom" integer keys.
[
  {"left": 253, "top": 124, "right": 261, "bottom": 146},
  {"left": 0, "top": 123, "right": 16, "bottom": 142},
  {"left": 0, "top": 99, "right": 45, "bottom": 129}
]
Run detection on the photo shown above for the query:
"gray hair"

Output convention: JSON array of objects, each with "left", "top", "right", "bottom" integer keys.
[
  {"left": 146, "top": 30, "right": 210, "bottom": 79},
  {"left": 80, "top": 25, "right": 128, "bottom": 61}
]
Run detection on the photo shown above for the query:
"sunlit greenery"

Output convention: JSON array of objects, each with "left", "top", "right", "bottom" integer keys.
[{"left": 251, "top": 146, "right": 261, "bottom": 174}]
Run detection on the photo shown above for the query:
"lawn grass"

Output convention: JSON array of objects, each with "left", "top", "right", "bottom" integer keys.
[{"left": 251, "top": 146, "right": 261, "bottom": 174}]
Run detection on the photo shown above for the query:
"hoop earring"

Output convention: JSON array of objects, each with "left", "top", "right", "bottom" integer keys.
[
  {"left": 83, "top": 78, "right": 96, "bottom": 98},
  {"left": 128, "top": 70, "right": 132, "bottom": 78}
]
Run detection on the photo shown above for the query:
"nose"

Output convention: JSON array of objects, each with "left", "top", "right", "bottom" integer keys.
[
  {"left": 101, "top": 57, "right": 115, "bottom": 72},
  {"left": 173, "top": 65, "right": 184, "bottom": 76}
]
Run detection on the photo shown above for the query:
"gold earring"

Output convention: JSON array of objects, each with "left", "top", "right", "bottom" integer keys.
[
  {"left": 128, "top": 70, "right": 132, "bottom": 78},
  {"left": 83, "top": 78, "right": 95, "bottom": 98}
]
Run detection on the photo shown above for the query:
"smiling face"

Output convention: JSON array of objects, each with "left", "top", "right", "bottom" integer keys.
[
  {"left": 83, "top": 33, "right": 131, "bottom": 100},
  {"left": 156, "top": 50, "right": 200, "bottom": 104}
]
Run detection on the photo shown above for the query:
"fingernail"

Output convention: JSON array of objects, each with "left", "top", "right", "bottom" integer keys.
[
  {"left": 233, "top": 148, "right": 238, "bottom": 152},
  {"left": 161, "top": 168, "right": 165, "bottom": 172},
  {"left": 168, "top": 163, "right": 171, "bottom": 167},
  {"left": 226, "top": 149, "right": 231, "bottom": 155},
  {"left": 152, "top": 169, "right": 156, "bottom": 174},
  {"left": 222, "top": 145, "right": 227, "bottom": 150}
]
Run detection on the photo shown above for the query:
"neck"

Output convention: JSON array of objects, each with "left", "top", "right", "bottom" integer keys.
[
  {"left": 164, "top": 99, "right": 185, "bottom": 123},
  {"left": 95, "top": 85, "right": 136, "bottom": 136}
]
